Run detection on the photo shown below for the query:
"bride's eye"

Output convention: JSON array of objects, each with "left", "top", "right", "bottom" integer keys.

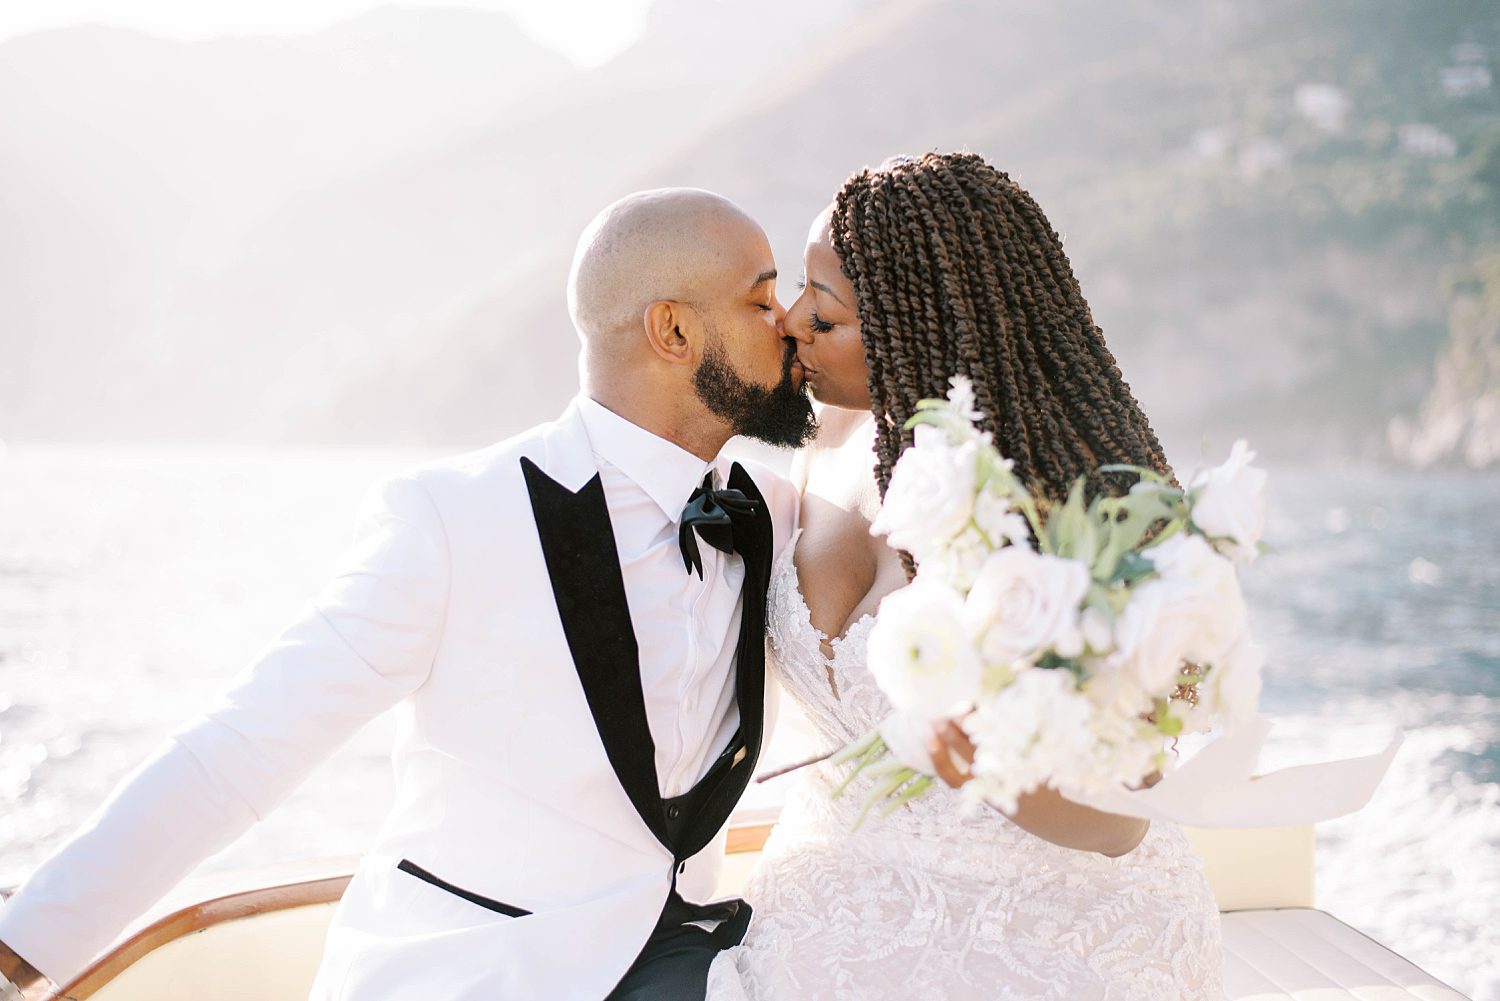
[{"left": 808, "top": 310, "right": 834, "bottom": 333}]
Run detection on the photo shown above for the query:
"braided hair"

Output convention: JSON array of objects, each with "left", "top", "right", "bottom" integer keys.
[{"left": 830, "top": 152, "right": 1175, "bottom": 507}]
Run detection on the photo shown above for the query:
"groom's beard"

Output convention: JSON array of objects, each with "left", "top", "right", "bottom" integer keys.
[{"left": 694, "top": 335, "right": 818, "bottom": 448}]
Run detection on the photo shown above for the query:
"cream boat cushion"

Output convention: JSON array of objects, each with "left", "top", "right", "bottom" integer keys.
[{"left": 38, "top": 824, "right": 1467, "bottom": 1001}]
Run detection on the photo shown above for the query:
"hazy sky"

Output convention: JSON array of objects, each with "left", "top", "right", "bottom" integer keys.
[{"left": 0, "top": 0, "right": 656, "bottom": 66}]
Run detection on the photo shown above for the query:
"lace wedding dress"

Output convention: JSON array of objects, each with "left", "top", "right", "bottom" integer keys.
[{"left": 706, "top": 532, "right": 1224, "bottom": 1000}]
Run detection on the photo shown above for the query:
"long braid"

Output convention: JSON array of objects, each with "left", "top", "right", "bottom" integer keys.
[{"left": 828, "top": 152, "right": 1176, "bottom": 508}]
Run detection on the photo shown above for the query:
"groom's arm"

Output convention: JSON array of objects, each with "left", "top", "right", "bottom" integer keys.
[{"left": 0, "top": 473, "right": 451, "bottom": 989}]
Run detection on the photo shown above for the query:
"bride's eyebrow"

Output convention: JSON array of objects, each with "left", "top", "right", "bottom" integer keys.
[{"left": 808, "top": 279, "right": 848, "bottom": 308}]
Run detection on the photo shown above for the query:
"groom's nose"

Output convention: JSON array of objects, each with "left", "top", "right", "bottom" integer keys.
[
  {"left": 783, "top": 300, "right": 813, "bottom": 344},
  {"left": 770, "top": 295, "right": 788, "bottom": 334}
]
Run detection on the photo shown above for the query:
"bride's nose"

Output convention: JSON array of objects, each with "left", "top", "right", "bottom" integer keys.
[{"left": 784, "top": 298, "right": 815, "bottom": 344}]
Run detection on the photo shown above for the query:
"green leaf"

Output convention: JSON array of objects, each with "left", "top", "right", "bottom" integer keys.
[
  {"left": 853, "top": 766, "right": 920, "bottom": 831},
  {"left": 1111, "top": 549, "right": 1157, "bottom": 585},
  {"left": 830, "top": 734, "right": 888, "bottom": 799},
  {"left": 1097, "top": 463, "right": 1168, "bottom": 485},
  {"left": 879, "top": 774, "right": 935, "bottom": 816},
  {"left": 1047, "top": 476, "right": 1090, "bottom": 560}
]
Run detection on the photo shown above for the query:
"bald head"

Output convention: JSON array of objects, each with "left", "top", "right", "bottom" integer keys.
[{"left": 567, "top": 188, "right": 768, "bottom": 358}]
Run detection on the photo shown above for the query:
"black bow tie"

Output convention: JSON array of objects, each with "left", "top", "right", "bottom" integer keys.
[{"left": 679, "top": 472, "right": 760, "bottom": 578}]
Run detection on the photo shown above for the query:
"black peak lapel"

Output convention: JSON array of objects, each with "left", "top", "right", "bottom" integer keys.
[{"left": 520, "top": 457, "right": 669, "bottom": 848}]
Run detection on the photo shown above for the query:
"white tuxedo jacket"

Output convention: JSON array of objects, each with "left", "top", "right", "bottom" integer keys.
[{"left": 0, "top": 400, "right": 798, "bottom": 1000}]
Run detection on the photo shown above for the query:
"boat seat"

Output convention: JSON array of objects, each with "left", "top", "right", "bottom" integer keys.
[
  {"left": 1221, "top": 909, "right": 1467, "bottom": 1000},
  {"left": 2, "top": 822, "right": 1468, "bottom": 1000}
]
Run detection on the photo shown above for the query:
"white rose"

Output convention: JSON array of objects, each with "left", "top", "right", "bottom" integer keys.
[
  {"left": 1182, "top": 635, "right": 1265, "bottom": 733},
  {"left": 1190, "top": 440, "right": 1268, "bottom": 563},
  {"left": 1146, "top": 534, "right": 1247, "bottom": 664},
  {"left": 1096, "top": 536, "right": 1248, "bottom": 713},
  {"left": 871, "top": 425, "right": 979, "bottom": 561},
  {"left": 867, "top": 580, "right": 982, "bottom": 719},
  {"left": 1101, "top": 579, "right": 1192, "bottom": 704},
  {"left": 963, "top": 546, "right": 1090, "bottom": 666}
]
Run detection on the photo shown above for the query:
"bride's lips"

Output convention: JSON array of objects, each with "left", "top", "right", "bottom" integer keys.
[{"left": 791, "top": 357, "right": 812, "bottom": 386}]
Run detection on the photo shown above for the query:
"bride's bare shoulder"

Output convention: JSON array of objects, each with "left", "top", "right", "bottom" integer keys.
[{"left": 792, "top": 410, "right": 901, "bottom": 641}]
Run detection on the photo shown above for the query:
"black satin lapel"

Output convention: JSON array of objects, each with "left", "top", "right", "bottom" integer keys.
[
  {"left": 727, "top": 462, "right": 772, "bottom": 756},
  {"left": 520, "top": 457, "right": 669, "bottom": 847},
  {"left": 675, "top": 462, "right": 775, "bottom": 859}
]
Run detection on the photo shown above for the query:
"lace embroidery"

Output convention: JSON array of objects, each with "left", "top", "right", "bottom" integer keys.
[{"left": 708, "top": 533, "right": 1224, "bottom": 1001}]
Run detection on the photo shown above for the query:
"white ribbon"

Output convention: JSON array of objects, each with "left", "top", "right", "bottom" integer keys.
[{"left": 1071, "top": 715, "right": 1403, "bottom": 827}]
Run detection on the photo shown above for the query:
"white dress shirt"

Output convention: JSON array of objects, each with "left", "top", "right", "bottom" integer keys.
[{"left": 575, "top": 395, "right": 748, "bottom": 798}]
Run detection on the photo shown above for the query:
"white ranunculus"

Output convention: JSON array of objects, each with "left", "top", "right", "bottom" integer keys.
[
  {"left": 1145, "top": 534, "right": 1247, "bottom": 665},
  {"left": 871, "top": 425, "right": 979, "bottom": 561},
  {"left": 1190, "top": 440, "right": 1268, "bottom": 563},
  {"left": 866, "top": 580, "right": 982, "bottom": 719},
  {"left": 963, "top": 546, "right": 1091, "bottom": 667}
]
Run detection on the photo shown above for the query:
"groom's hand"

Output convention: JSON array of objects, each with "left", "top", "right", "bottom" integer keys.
[{"left": 928, "top": 719, "right": 976, "bottom": 789}]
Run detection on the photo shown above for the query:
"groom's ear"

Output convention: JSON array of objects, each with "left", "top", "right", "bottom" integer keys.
[{"left": 643, "top": 300, "right": 696, "bottom": 367}]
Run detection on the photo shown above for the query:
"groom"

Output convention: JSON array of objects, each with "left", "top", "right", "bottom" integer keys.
[{"left": 0, "top": 189, "right": 815, "bottom": 1000}]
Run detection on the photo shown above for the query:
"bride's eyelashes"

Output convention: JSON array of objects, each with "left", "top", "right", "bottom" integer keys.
[{"left": 808, "top": 309, "right": 834, "bottom": 333}]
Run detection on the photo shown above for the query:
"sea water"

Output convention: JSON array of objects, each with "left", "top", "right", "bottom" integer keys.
[{"left": 0, "top": 445, "right": 1494, "bottom": 998}]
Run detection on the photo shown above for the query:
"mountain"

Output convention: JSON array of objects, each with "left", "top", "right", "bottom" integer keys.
[
  {"left": 3, "top": 0, "right": 1498, "bottom": 468},
  {"left": 1389, "top": 251, "right": 1500, "bottom": 468},
  {"left": 175, "top": 0, "right": 863, "bottom": 442},
  {"left": 376, "top": 0, "right": 1500, "bottom": 465},
  {"left": 0, "top": 6, "right": 575, "bottom": 439}
]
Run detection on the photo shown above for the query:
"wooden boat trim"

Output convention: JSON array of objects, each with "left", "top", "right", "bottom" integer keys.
[
  {"left": 3, "top": 826, "right": 780, "bottom": 998},
  {"left": 56, "top": 873, "right": 350, "bottom": 999}
]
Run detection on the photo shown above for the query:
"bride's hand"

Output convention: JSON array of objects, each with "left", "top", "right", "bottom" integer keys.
[
  {"left": 925, "top": 718, "right": 1150, "bottom": 856},
  {"left": 928, "top": 719, "right": 976, "bottom": 789}
]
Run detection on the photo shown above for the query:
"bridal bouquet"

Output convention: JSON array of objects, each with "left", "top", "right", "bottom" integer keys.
[{"left": 833, "top": 378, "right": 1269, "bottom": 822}]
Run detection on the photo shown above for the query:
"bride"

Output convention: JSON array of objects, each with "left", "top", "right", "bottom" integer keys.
[{"left": 707, "top": 153, "right": 1222, "bottom": 1000}]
